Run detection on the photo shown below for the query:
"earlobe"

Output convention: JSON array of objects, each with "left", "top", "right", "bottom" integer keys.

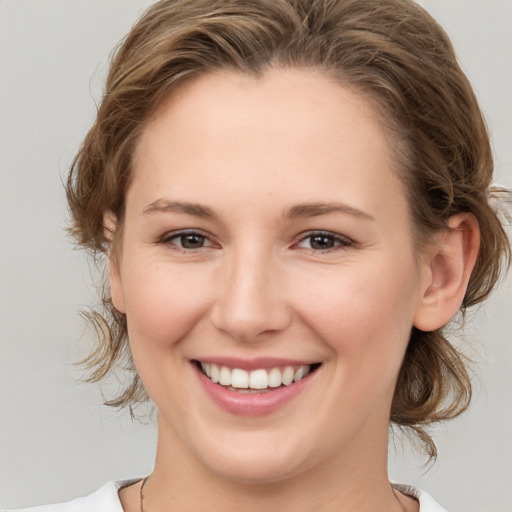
[
  {"left": 103, "top": 211, "right": 126, "bottom": 314},
  {"left": 413, "top": 213, "right": 480, "bottom": 331},
  {"left": 103, "top": 211, "right": 117, "bottom": 245}
]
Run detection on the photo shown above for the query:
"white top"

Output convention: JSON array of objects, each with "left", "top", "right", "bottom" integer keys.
[{"left": 4, "top": 480, "right": 448, "bottom": 512}]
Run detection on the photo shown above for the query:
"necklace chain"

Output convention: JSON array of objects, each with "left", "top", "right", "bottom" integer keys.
[{"left": 140, "top": 475, "right": 150, "bottom": 512}]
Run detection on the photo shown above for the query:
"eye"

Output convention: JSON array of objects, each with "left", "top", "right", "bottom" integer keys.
[
  {"left": 295, "top": 231, "right": 353, "bottom": 252},
  {"left": 160, "top": 230, "right": 215, "bottom": 250}
]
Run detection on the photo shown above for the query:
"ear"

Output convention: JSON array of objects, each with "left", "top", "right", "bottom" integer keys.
[
  {"left": 103, "top": 211, "right": 126, "bottom": 314},
  {"left": 413, "top": 213, "right": 480, "bottom": 331}
]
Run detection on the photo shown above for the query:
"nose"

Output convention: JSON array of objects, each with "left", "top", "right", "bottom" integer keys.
[{"left": 209, "top": 247, "right": 292, "bottom": 342}]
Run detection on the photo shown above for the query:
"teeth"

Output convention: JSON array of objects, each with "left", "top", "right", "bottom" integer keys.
[
  {"left": 219, "top": 366, "right": 231, "bottom": 386},
  {"left": 199, "top": 362, "right": 314, "bottom": 390},
  {"left": 294, "top": 365, "right": 310, "bottom": 382},
  {"left": 249, "top": 369, "right": 268, "bottom": 389},
  {"left": 268, "top": 367, "right": 282, "bottom": 388},
  {"left": 293, "top": 366, "right": 304, "bottom": 382},
  {"left": 281, "top": 366, "right": 294, "bottom": 385},
  {"left": 231, "top": 368, "right": 249, "bottom": 389},
  {"left": 201, "top": 362, "right": 212, "bottom": 378}
]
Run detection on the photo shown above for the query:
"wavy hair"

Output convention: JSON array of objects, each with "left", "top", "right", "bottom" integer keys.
[{"left": 67, "top": 0, "right": 511, "bottom": 458}]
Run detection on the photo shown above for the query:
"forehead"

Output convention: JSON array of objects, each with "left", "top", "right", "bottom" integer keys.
[{"left": 130, "top": 68, "right": 407, "bottom": 222}]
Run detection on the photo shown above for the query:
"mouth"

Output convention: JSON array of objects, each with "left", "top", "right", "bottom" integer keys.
[{"left": 194, "top": 360, "right": 322, "bottom": 394}]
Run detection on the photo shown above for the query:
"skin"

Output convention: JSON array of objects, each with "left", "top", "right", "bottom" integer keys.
[{"left": 112, "top": 68, "right": 479, "bottom": 512}]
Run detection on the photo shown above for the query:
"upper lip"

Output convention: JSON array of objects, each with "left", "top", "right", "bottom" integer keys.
[{"left": 192, "top": 356, "right": 320, "bottom": 371}]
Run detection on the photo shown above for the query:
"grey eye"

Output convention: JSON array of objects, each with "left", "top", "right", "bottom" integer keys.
[
  {"left": 177, "top": 233, "right": 207, "bottom": 249},
  {"left": 296, "top": 231, "right": 353, "bottom": 251},
  {"left": 308, "top": 234, "right": 336, "bottom": 250},
  {"left": 161, "top": 230, "right": 215, "bottom": 250}
]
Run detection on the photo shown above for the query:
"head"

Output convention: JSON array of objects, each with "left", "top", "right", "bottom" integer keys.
[{"left": 68, "top": 0, "right": 510, "bottom": 462}]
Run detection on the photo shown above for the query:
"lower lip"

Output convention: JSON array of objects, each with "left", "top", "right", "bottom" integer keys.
[{"left": 194, "top": 364, "right": 317, "bottom": 416}]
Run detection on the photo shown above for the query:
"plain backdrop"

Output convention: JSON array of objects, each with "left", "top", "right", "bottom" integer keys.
[{"left": 0, "top": 1, "right": 511, "bottom": 510}]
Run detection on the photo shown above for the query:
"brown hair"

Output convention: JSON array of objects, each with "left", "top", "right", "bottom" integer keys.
[{"left": 67, "top": 0, "right": 510, "bottom": 458}]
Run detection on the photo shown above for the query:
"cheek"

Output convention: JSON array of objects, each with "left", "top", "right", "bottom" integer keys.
[
  {"left": 120, "top": 261, "right": 213, "bottom": 348},
  {"left": 119, "top": 261, "right": 216, "bottom": 413},
  {"left": 291, "top": 258, "right": 419, "bottom": 361},
  {"left": 292, "top": 260, "right": 420, "bottom": 424}
]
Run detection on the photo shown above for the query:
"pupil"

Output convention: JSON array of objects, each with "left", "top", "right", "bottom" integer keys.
[
  {"left": 181, "top": 234, "right": 204, "bottom": 248},
  {"left": 311, "top": 235, "right": 334, "bottom": 250}
]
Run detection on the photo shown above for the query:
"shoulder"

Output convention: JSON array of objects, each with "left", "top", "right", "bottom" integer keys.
[
  {"left": 2, "top": 480, "right": 138, "bottom": 512},
  {"left": 393, "top": 483, "right": 449, "bottom": 512}
]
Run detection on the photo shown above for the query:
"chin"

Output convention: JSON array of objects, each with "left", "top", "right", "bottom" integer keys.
[
  {"left": 191, "top": 432, "right": 315, "bottom": 485},
  {"left": 207, "top": 453, "right": 304, "bottom": 485}
]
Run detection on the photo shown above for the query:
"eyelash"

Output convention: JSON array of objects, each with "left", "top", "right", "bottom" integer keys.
[
  {"left": 159, "top": 229, "right": 216, "bottom": 252},
  {"left": 294, "top": 231, "right": 354, "bottom": 253},
  {"left": 158, "top": 230, "right": 354, "bottom": 253}
]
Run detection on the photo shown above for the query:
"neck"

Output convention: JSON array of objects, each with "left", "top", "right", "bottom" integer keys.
[{"left": 140, "top": 418, "right": 410, "bottom": 512}]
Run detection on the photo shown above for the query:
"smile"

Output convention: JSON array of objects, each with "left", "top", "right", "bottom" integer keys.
[
  {"left": 198, "top": 362, "right": 320, "bottom": 392},
  {"left": 193, "top": 359, "right": 322, "bottom": 415}
]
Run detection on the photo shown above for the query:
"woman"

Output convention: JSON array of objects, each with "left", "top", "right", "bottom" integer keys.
[{"left": 6, "top": 0, "right": 510, "bottom": 511}]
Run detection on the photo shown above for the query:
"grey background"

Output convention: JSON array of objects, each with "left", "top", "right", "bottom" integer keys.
[{"left": 0, "top": 1, "right": 511, "bottom": 510}]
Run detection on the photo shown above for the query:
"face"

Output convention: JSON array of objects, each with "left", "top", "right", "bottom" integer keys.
[{"left": 110, "top": 69, "right": 432, "bottom": 484}]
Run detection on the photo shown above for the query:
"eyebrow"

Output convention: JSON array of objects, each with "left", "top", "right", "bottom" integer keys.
[
  {"left": 142, "top": 199, "right": 374, "bottom": 221},
  {"left": 285, "top": 202, "right": 375, "bottom": 221},
  {"left": 143, "top": 199, "right": 217, "bottom": 219}
]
